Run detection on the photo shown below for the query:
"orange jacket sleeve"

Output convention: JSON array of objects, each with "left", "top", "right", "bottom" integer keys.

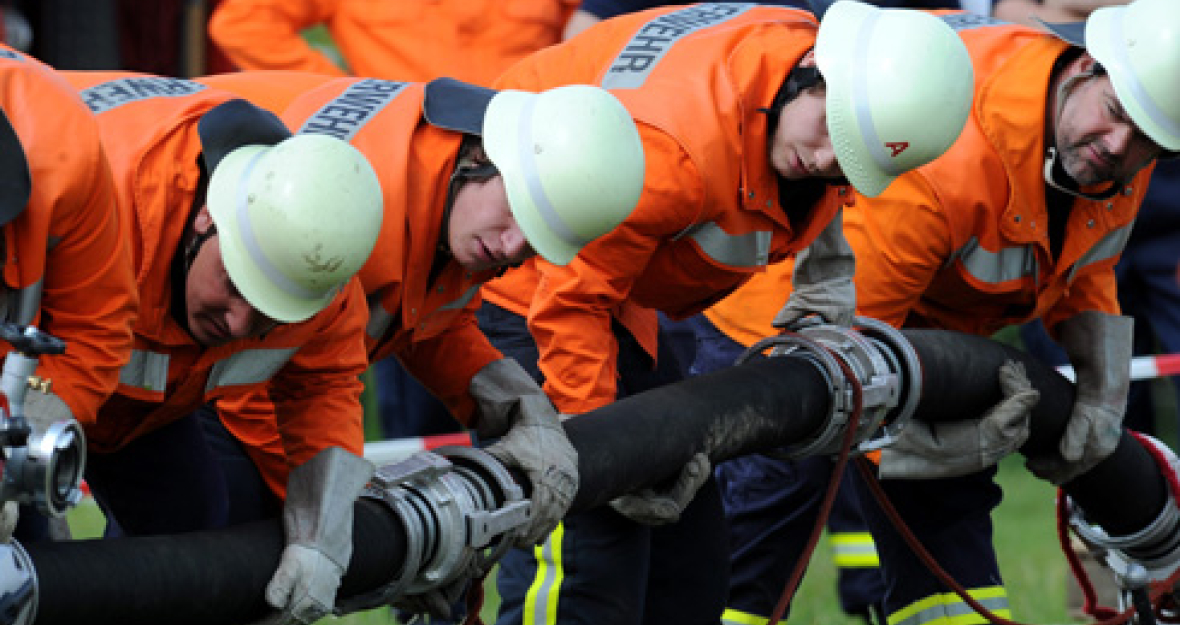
[
  {"left": 526, "top": 129, "right": 703, "bottom": 414},
  {"left": 396, "top": 307, "right": 504, "bottom": 428},
  {"left": 846, "top": 174, "right": 954, "bottom": 329},
  {"left": 209, "top": 0, "right": 348, "bottom": 76},
  {"left": 1040, "top": 266, "right": 1121, "bottom": 338},
  {"left": 214, "top": 283, "right": 371, "bottom": 498},
  {"left": 9, "top": 64, "right": 137, "bottom": 426},
  {"left": 267, "top": 279, "right": 370, "bottom": 470}
]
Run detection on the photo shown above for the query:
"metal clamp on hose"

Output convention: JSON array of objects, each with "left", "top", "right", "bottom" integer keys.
[
  {"left": 739, "top": 318, "right": 905, "bottom": 458},
  {"left": 0, "top": 539, "right": 36, "bottom": 625},
  {"left": 2, "top": 420, "right": 87, "bottom": 517},
  {"left": 0, "top": 325, "right": 86, "bottom": 518},
  {"left": 345, "top": 446, "right": 530, "bottom": 612},
  {"left": 852, "top": 317, "right": 921, "bottom": 451}
]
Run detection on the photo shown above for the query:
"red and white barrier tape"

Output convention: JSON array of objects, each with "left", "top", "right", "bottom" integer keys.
[
  {"left": 1057, "top": 354, "right": 1180, "bottom": 383},
  {"left": 363, "top": 431, "right": 474, "bottom": 466}
]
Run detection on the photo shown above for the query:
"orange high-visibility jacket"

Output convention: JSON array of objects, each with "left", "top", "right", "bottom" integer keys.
[
  {"left": 480, "top": 4, "right": 850, "bottom": 413},
  {"left": 0, "top": 52, "right": 137, "bottom": 427},
  {"left": 706, "top": 15, "right": 1153, "bottom": 348},
  {"left": 196, "top": 70, "right": 338, "bottom": 115},
  {"left": 209, "top": 0, "right": 579, "bottom": 86},
  {"left": 282, "top": 77, "right": 506, "bottom": 424},
  {"left": 62, "top": 72, "right": 370, "bottom": 479}
]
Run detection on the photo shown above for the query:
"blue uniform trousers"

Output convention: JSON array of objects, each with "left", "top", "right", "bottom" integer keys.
[
  {"left": 688, "top": 315, "right": 885, "bottom": 624},
  {"left": 477, "top": 301, "right": 730, "bottom": 625},
  {"left": 85, "top": 403, "right": 279, "bottom": 537}
]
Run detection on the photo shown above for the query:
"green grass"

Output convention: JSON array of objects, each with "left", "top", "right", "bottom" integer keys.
[{"left": 66, "top": 455, "right": 1084, "bottom": 624}]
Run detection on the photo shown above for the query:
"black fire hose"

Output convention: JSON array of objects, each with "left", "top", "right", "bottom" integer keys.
[
  {"left": 24, "top": 329, "right": 1169, "bottom": 624},
  {"left": 904, "top": 328, "right": 1168, "bottom": 535}
]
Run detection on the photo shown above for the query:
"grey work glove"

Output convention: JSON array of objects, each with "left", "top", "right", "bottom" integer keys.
[
  {"left": 773, "top": 210, "right": 857, "bottom": 329},
  {"left": 470, "top": 358, "right": 578, "bottom": 546},
  {"left": 1026, "top": 312, "right": 1133, "bottom": 485},
  {"left": 879, "top": 361, "right": 1039, "bottom": 479},
  {"left": 610, "top": 452, "right": 711, "bottom": 525},
  {"left": 258, "top": 448, "right": 374, "bottom": 625}
]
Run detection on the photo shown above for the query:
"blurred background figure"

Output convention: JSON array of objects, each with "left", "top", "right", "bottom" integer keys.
[
  {"left": 208, "top": 0, "right": 579, "bottom": 86},
  {"left": 4, "top": 0, "right": 232, "bottom": 75},
  {"left": 992, "top": 0, "right": 1129, "bottom": 25}
]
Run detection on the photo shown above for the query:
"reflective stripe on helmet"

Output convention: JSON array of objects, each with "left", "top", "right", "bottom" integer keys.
[
  {"left": 850, "top": 8, "right": 904, "bottom": 177},
  {"left": 1099, "top": 14, "right": 1180, "bottom": 145},
  {"left": 513, "top": 95, "right": 591, "bottom": 251}
]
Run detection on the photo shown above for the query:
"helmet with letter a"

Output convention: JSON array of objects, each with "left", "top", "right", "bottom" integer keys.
[{"left": 814, "top": 0, "right": 975, "bottom": 197}]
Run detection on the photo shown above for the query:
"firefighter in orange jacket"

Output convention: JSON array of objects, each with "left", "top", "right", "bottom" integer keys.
[
  {"left": 0, "top": 49, "right": 137, "bottom": 542},
  {"left": 704, "top": 1, "right": 1180, "bottom": 623},
  {"left": 63, "top": 72, "right": 386, "bottom": 625},
  {"left": 208, "top": 0, "right": 579, "bottom": 86},
  {"left": 471, "top": 2, "right": 976, "bottom": 623},
  {"left": 186, "top": 75, "right": 645, "bottom": 617}
]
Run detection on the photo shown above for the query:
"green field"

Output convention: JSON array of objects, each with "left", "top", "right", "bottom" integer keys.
[{"left": 66, "top": 454, "right": 1088, "bottom": 624}]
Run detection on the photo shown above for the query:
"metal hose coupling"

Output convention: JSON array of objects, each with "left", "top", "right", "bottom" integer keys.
[
  {"left": 738, "top": 317, "right": 920, "bottom": 459},
  {"left": 0, "top": 538, "right": 37, "bottom": 625},
  {"left": 340, "top": 445, "right": 531, "bottom": 613},
  {"left": 0, "top": 325, "right": 85, "bottom": 517}
]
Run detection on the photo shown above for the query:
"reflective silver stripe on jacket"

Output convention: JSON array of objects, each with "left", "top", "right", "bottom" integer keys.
[
  {"left": 366, "top": 305, "right": 392, "bottom": 341},
  {"left": 79, "top": 77, "right": 207, "bottom": 114},
  {"left": 297, "top": 79, "right": 409, "bottom": 141},
  {"left": 367, "top": 285, "right": 480, "bottom": 341},
  {"left": 119, "top": 350, "right": 170, "bottom": 392},
  {"left": 1, "top": 281, "right": 43, "bottom": 326},
  {"left": 684, "top": 222, "right": 772, "bottom": 268},
  {"left": 205, "top": 348, "right": 298, "bottom": 392},
  {"left": 439, "top": 285, "right": 480, "bottom": 311},
  {"left": 948, "top": 237, "right": 1038, "bottom": 285},
  {"left": 602, "top": 3, "right": 757, "bottom": 90},
  {"left": 1067, "top": 221, "right": 1133, "bottom": 282},
  {"left": 1, "top": 236, "right": 58, "bottom": 325}
]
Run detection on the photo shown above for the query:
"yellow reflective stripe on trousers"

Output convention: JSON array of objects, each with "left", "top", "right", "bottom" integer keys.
[
  {"left": 888, "top": 586, "right": 1010, "bottom": 625},
  {"left": 830, "top": 531, "right": 880, "bottom": 568},
  {"left": 722, "top": 606, "right": 786, "bottom": 625},
  {"left": 524, "top": 522, "right": 566, "bottom": 625}
]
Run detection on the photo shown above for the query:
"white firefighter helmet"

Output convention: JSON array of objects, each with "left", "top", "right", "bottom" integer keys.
[
  {"left": 1084, "top": 0, "right": 1180, "bottom": 151},
  {"left": 206, "top": 134, "right": 383, "bottom": 323},
  {"left": 815, "top": 0, "right": 974, "bottom": 197},
  {"left": 482, "top": 84, "right": 645, "bottom": 266}
]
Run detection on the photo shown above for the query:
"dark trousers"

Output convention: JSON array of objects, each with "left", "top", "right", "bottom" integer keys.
[
  {"left": 373, "top": 355, "right": 458, "bottom": 439},
  {"left": 689, "top": 315, "right": 885, "bottom": 621},
  {"left": 85, "top": 403, "right": 280, "bottom": 537},
  {"left": 477, "top": 302, "right": 730, "bottom": 625}
]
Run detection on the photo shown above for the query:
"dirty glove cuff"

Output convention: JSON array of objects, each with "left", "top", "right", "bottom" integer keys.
[{"left": 610, "top": 453, "right": 710, "bottom": 525}]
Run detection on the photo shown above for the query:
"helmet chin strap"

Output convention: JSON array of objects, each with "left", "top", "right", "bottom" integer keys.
[
  {"left": 1043, "top": 147, "right": 1124, "bottom": 201},
  {"left": 1043, "top": 68, "right": 1125, "bottom": 201}
]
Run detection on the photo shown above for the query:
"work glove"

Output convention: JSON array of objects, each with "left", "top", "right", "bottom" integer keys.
[
  {"left": 470, "top": 358, "right": 578, "bottom": 546},
  {"left": 879, "top": 361, "right": 1039, "bottom": 480},
  {"left": 259, "top": 447, "right": 374, "bottom": 625},
  {"left": 610, "top": 452, "right": 711, "bottom": 525},
  {"left": 1026, "top": 312, "right": 1133, "bottom": 485},
  {"left": 773, "top": 210, "right": 857, "bottom": 329}
]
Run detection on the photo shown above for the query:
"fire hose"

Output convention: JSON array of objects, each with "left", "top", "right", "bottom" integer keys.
[{"left": 0, "top": 322, "right": 1169, "bottom": 625}]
